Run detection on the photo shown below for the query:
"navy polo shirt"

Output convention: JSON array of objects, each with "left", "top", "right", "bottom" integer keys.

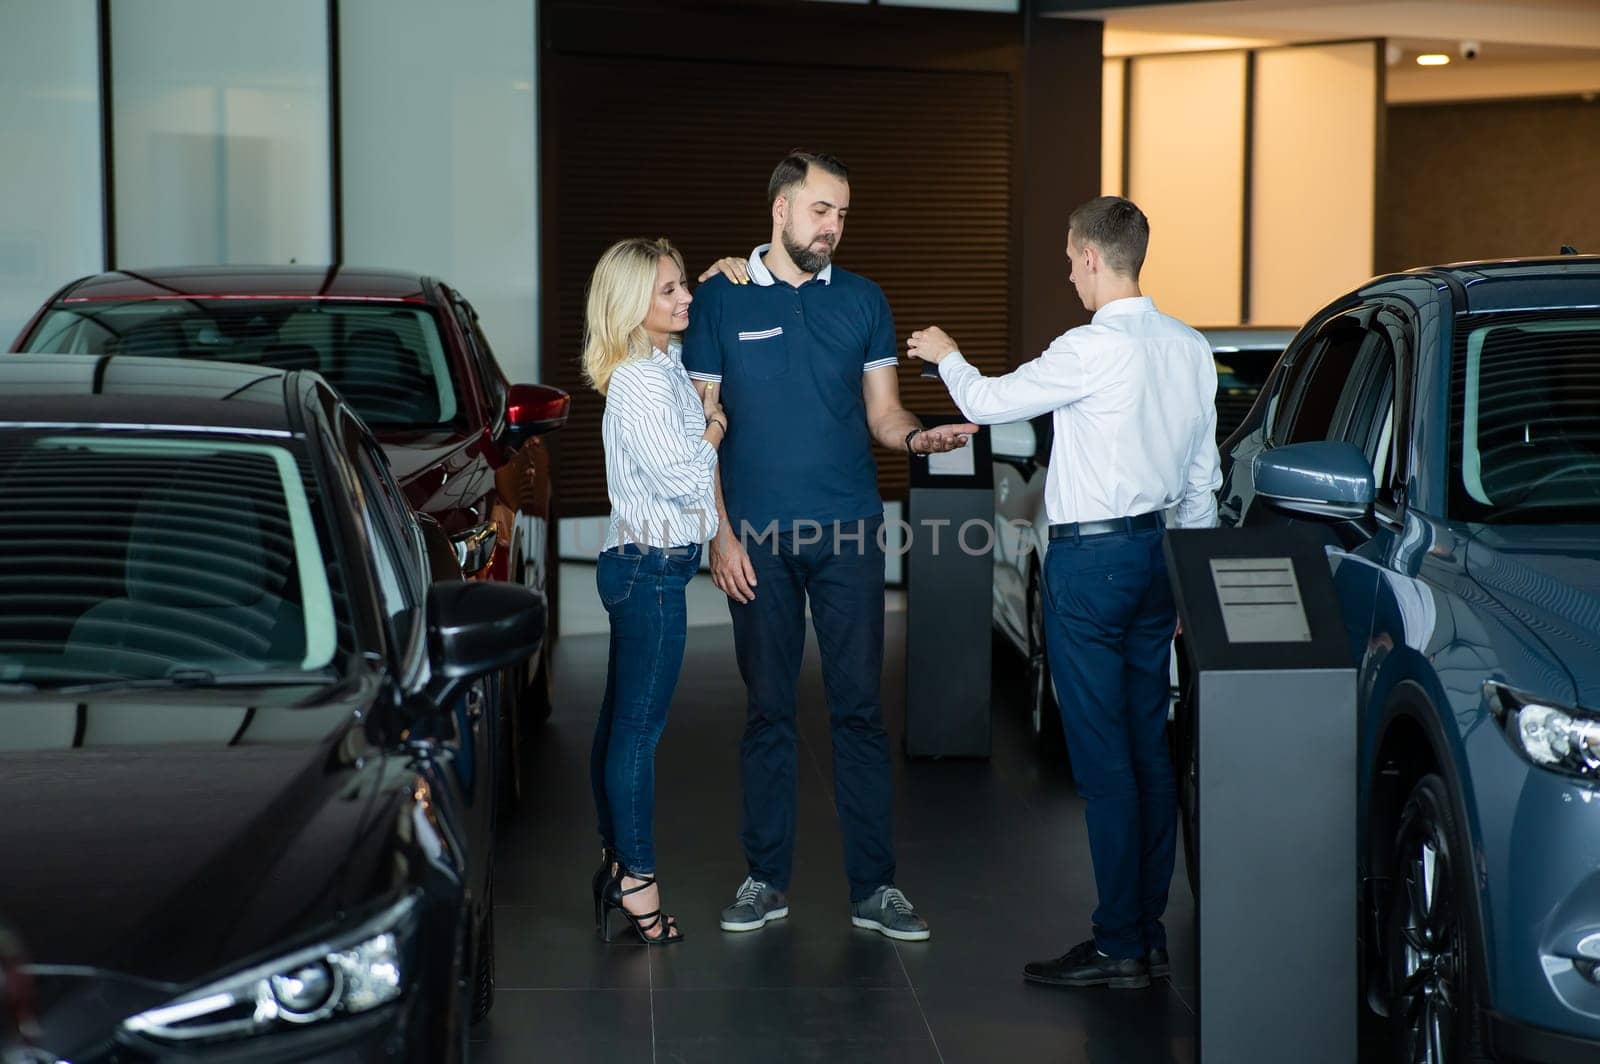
[{"left": 683, "top": 244, "right": 898, "bottom": 532}]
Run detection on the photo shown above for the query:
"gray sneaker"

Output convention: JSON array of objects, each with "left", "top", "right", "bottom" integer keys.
[
  {"left": 719, "top": 876, "right": 789, "bottom": 932},
  {"left": 850, "top": 886, "right": 930, "bottom": 941}
]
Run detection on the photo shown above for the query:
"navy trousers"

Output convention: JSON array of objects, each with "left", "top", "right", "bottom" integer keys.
[
  {"left": 729, "top": 516, "right": 894, "bottom": 903},
  {"left": 590, "top": 543, "right": 701, "bottom": 875},
  {"left": 1043, "top": 526, "right": 1178, "bottom": 960}
]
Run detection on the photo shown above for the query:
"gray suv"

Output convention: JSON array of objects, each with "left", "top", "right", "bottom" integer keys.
[{"left": 1183, "top": 256, "right": 1600, "bottom": 1062}]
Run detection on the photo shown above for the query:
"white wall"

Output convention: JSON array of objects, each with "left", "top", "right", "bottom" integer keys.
[
  {"left": 339, "top": 0, "right": 539, "bottom": 383},
  {"left": 1111, "top": 41, "right": 1381, "bottom": 326},
  {"left": 1250, "top": 42, "right": 1378, "bottom": 325},
  {"left": 0, "top": 0, "right": 103, "bottom": 345},
  {"left": 1128, "top": 51, "right": 1248, "bottom": 327}
]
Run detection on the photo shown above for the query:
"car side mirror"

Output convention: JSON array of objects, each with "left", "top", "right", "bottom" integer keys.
[
  {"left": 991, "top": 421, "right": 1035, "bottom": 463},
  {"left": 422, "top": 580, "right": 545, "bottom": 707},
  {"left": 503, "top": 383, "right": 571, "bottom": 448},
  {"left": 1253, "top": 441, "right": 1375, "bottom": 520}
]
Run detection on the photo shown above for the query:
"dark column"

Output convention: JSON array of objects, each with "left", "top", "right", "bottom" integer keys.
[{"left": 1018, "top": 7, "right": 1103, "bottom": 364}]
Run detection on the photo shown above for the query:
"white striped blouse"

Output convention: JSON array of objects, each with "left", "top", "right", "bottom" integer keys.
[{"left": 602, "top": 345, "right": 720, "bottom": 550}]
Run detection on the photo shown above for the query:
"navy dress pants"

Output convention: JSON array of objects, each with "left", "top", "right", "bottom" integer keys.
[
  {"left": 729, "top": 517, "right": 894, "bottom": 903},
  {"left": 1043, "top": 526, "right": 1178, "bottom": 960}
]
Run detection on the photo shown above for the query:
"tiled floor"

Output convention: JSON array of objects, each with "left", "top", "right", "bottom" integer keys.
[{"left": 475, "top": 613, "right": 1196, "bottom": 1063}]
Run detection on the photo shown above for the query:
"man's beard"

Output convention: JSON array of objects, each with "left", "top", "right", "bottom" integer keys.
[{"left": 782, "top": 224, "right": 834, "bottom": 274}]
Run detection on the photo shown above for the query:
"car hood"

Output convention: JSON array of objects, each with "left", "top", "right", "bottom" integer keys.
[
  {"left": 0, "top": 689, "right": 397, "bottom": 993},
  {"left": 1464, "top": 526, "right": 1600, "bottom": 706},
  {"left": 374, "top": 428, "right": 498, "bottom": 524}
]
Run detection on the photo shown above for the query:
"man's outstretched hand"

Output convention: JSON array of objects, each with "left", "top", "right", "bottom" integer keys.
[
  {"left": 906, "top": 326, "right": 960, "bottom": 365},
  {"left": 913, "top": 423, "right": 980, "bottom": 454}
]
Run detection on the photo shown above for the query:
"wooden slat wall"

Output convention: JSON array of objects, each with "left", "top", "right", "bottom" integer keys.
[{"left": 544, "top": 55, "right": 1015, "bottom": 516}]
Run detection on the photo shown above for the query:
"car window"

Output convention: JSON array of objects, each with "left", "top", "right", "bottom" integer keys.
[
  {"left": 1274, "top": 314, "right": 1372, "bottom": 445},
  {"left": 349, "top": 427, "right": 426, "bottom": 630},
  {"left": 1450, "top": 312, "right": 1600, "bottom": 523},
  {"left": 321, "top": 418, "right": 424, "bottom": 648},
  {"left": 1365, "top": 310, "right": 1413, "bottom": 506},
  {"left": 23, "top": 300, "right": 464, "bottom": 430},
  {"left": 451, "top": 297, "right": 508, "bottom": 418},
  {"left": 1332, "top": 329, "right": 1395, "bottom": 453},
  {"left": 0, "top": 430, "right": 343, "bottom": 685},
  {"left": 1370, "top": 400, "right": 1394, "bottom": 492},
  {"left": 362, "top": 446, "right": 427, "bottom": 599}
]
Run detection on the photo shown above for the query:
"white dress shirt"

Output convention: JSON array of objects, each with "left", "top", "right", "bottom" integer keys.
[
  {"left": 602, "top": 345, "right": 720, "bottom": 549},
  {"left": 938, "top": 295, "right": 1220, "bottom": 529}
]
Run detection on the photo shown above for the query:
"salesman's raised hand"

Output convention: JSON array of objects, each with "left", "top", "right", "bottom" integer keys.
[
  {"left": 698, "top": 257, "right": 750, "bottom": 285},
  {"left": 912, "top": 423, "right": 981, "bottom": 454},
  {"left": 906, "top": 326, "right": 960, "bottom": 365},
  {"left": 709, "top": 522, "right": 758, "bottom": 604}
]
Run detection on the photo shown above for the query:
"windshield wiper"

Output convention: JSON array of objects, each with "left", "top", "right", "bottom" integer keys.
[{"left": 53, "top": 668, "right": 339, "bottom": 695}]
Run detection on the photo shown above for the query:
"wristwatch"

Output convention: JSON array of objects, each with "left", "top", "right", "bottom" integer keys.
[{"left": 905, "top": 428, "right": 925, "bottom": 457}]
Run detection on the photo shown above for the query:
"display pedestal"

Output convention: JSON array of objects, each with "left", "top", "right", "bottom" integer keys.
[
  {"left": 904, "top": 419, "right": 992, "bottom": 759},
  {"left": 1166, "top": 526, "right": 1356, "bottom": 1064}
]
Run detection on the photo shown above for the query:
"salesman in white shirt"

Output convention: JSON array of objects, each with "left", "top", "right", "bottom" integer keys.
[{"left": 906, "top": 196, "right": 1219, "bottom": 991}]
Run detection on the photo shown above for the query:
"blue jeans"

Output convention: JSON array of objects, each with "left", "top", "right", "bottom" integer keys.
[
  {"left": 590, "top": 542, "right": 701, "bottom": 875},
  {"left": 1043, "top": 527, "right": 1177, "bottom": 960},
  {"left": 729, "top": 516, "right": 894, "bottom": 903}
]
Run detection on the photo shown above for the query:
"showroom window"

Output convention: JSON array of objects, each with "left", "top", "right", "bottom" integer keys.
[
  {"left": 0, "top": 0, "right": 102, "bottom": 346},
  {"left": 339, "top": 0, "right": 539, "bottom": 385},
  {"left": 109, "top": 0, "right": 331, "bottom": 267}
]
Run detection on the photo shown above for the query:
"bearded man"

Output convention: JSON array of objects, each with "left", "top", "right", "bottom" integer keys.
[{"left": 683, "top": 150, "right": 975, "bottom": 940}]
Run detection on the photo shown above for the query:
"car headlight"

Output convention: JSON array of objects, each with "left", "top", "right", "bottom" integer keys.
[
  {"left": 1488, "top": 683, "right": 1600, "bottom": 779},
  {"left": 451, "top": 520, "right": 498, "bottom": 575},
  {"left": 123, "top": 893, "right": 417, "bottom": 1043}
]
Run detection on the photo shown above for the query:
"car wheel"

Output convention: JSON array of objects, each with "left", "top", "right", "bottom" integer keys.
[
  {"left": 471, "top": 886, "right": 496, "bottom": 1025},
  {"left": 1385, "top": 774, "right": 1491, "bottom": 1063},
  {"left": 1026, "top": 569, "right": 1065, "bottom": 759}
]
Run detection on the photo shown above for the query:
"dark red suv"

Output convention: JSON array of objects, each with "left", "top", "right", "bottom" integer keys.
[{"left": 11, "top": 265, "right": 570, "bottom": 804}]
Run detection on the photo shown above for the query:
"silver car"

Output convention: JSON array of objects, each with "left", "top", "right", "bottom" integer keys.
[{"left": 989, "top": 326, "right": 1297, "bottom": 752}]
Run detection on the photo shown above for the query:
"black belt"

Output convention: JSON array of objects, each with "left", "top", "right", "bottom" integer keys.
[{"left": 1048, "top": 512, "right": 1163, "bottom": 540}]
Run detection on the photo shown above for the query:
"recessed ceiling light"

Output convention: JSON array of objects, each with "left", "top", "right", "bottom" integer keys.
[{"left": 1417, "top": 53, "right": 1451, "bottom": 66}]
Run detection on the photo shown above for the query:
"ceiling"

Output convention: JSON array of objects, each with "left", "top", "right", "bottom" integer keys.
[
  {"left": 1069, "top": 0, "right": 1600, "bottom": 102},
  {"left": 1062, "top": 0, "right": 1600, "bottom": 52}
]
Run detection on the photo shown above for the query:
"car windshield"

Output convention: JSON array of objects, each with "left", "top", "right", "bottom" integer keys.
[
  {"left": 1450, "top": 313, "right": 1600, "bottom": 524},
  {"left": 0, "top": 430, "right": 342, "bottom": 686},
  {"left": 23, "top": 300, "right": 462, "bottom": 430}
]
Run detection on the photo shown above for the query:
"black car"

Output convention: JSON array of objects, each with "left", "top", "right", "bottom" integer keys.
[
  {"left": 0, "top": 924, "right": 39, "bottom": 1062},
  {"left": 12, "top": 266, "right": 572, "bottom": 808},
  {"left": 0, "top": 355, "right": 542, "bottom": 1060}
]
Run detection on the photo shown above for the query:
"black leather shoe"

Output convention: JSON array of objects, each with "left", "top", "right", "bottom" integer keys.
[
  {"left": 1147, "top": 948, "right": 1170, "bottom": 978},
  {"left": 1024, "top": 939, "right": 1150, "bottom": 989}
]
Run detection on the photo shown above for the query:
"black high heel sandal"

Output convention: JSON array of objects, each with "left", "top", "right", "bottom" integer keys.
[
  {"left": 600, "top": 868, "right": 683, "bottom": 945},
  {"left": 591, "top": 847, "right": 616, "bottom": 931}
]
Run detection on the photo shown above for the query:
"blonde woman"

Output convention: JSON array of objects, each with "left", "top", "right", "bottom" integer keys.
[{"left": 583, "top": 237, "right": 724, "bottom": 944}]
